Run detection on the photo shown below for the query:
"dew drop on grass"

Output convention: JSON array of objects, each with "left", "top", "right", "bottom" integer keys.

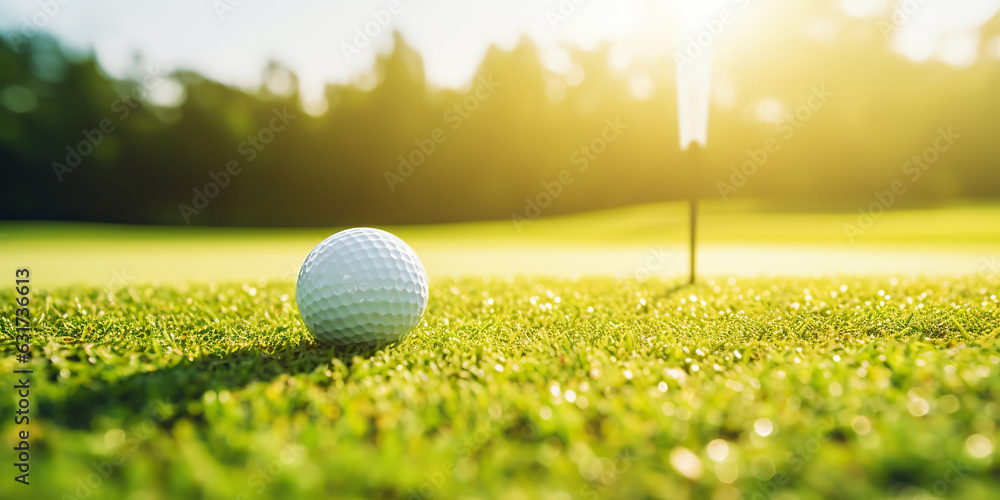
[
  {"left": 662, "top": 402, "right": 676, "bottom": 416},
  {"left": 966, "top": 434, "right": 993, "bottom": 458},
  {"left": 829, "top": 382, "right": 843, "bottom": 396},
  {"left": 938, "top": 394, "right": 960, "bottom": 413},
  {"left": 707, "top": 439, "right": 729, "bottom": 462},
  {"left": 851, "top": 416, "right": 871, "bottom": 435},
  {"left": 715, "top": 461, "right": 739, "bottom": 484},
  {"left": 754, "top": 418, "right": 773, "bottom": 437},
  {"left": 907, "top": 398, "right": 930, "bottom": 417},
  {"left": 669, "top": 447, "right": 703, "bottom": 479}
]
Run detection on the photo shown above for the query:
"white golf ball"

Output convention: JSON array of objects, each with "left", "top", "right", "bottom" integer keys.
[{"left": 296, "top": 228, "right": 429, "bottom": 345}]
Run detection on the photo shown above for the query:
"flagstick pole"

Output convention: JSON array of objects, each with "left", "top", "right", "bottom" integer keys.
[
  {"left": 689, "top": 198, "right": 697, "bottom": 285},
  {"left": 687, "top": 143, "right": 701, "bottom": 285}
]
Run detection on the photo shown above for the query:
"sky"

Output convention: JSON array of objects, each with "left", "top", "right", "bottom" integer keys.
[{"left": 2, "top": 0, "right": 999, "bottom": 109}]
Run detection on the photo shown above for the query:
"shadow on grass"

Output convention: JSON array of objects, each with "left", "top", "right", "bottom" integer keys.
[
  {"left": 45, "top": 341, "right": 390, "bottom": 430},
  {"left": 658, "top": 282, "right": 694, "bottom": 298}
]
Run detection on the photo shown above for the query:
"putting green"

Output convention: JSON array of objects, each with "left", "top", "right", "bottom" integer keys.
[{"left": 1, "top": 200, "right": 997, "bottom": 287}]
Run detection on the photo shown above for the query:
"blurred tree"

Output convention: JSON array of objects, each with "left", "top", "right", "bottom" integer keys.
[{"left": 1, "top": 16, "right": 998, "bottom": 227}]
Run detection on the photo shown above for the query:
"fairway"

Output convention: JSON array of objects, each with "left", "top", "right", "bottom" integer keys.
[
  {"left": 2, "top": 201, "right": 999, "bottom": 287},
  {"left": 1, "top": 275, "right": 998, "bottom": 498}
]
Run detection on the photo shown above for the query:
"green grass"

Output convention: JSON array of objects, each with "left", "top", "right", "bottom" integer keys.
[
  {"left": 2, "top": 275, "right": 999, "bottom": 499},
  {"left": 3, "top": 200, "right": 1000, "bottom": 286}
]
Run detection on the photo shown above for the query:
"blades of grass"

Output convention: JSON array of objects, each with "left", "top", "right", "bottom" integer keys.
[
  {"left": 949, "top": 315, "right": 973, "bottom": 343},
  {"left": 894, "top": 313, "right": 914, "bottom": 339}
]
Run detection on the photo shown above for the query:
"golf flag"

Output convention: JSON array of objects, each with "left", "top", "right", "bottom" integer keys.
[
  {"left": 674, "top": 0, "right": 722, "bottom": 150},
  {"left": 674, "top": 0, "right": 726, "bottom": 284}
]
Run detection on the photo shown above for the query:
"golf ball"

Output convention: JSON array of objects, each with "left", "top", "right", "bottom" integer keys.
[{"left": 296, "top": 228, "right": 429, "bottom": 345}]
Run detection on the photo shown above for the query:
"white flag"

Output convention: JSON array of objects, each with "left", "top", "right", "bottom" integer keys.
[{"left": 674, "top": 0, "right": 725, "bottom": 150}]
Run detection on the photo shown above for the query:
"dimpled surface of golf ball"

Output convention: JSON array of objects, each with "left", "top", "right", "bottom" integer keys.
[{"left": 296, "top": 228, "right": 428, "bottom": 345}]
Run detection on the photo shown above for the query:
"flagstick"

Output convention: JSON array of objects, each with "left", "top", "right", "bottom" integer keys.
[
  {"left": 689, "top": 197, "right": 697, "bottom": 285},
  {"left": 686, "top": 143, "right": 701, "bottom": 285}
]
